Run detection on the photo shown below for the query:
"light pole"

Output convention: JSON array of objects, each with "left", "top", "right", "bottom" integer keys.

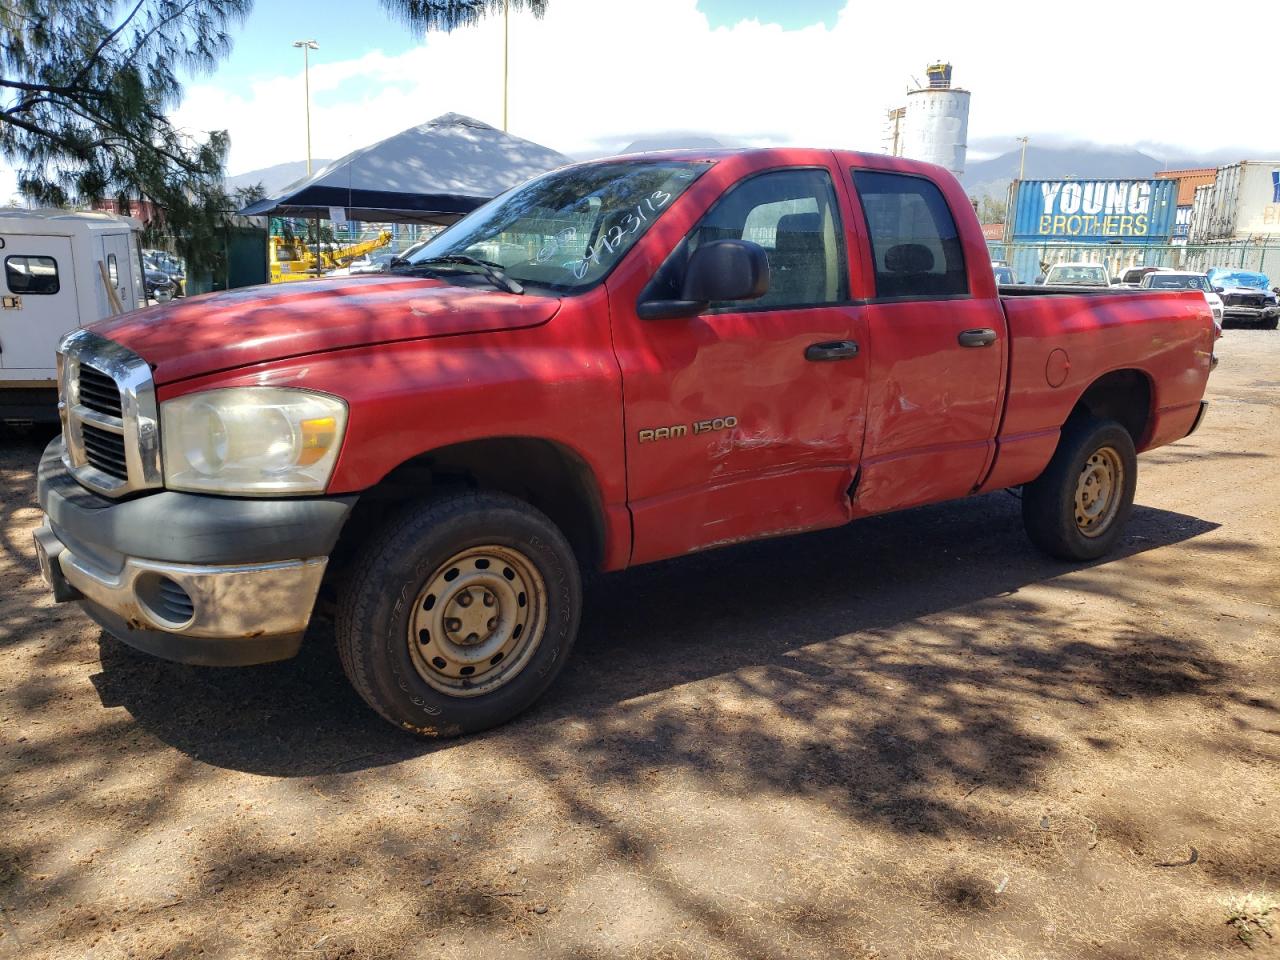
[
  {"left": 502, "top": 0, "right": 509, "bottom": 131},
  {"left": 293, "top": 40, "right": 319, "bottom": 174},
  {"left": 293, "top": 39, "right": 320, "bottom": 275},
  {"left": 1016, "top": 135, "right": 1029, "bottom": 181}
]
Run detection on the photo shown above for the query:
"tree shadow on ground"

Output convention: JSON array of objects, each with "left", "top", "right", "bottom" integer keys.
[{"left": 83, "top": 491, "right": 1233, "bottom": 790}]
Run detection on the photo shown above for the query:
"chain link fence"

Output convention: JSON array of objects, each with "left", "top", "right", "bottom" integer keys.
[{"left": 987, "top": 240, "right": 1280, "bottom": 285}]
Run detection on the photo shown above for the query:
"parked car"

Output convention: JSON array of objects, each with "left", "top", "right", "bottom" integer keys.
[
  {"left": 144, "top": 250, "right": 186, "bottom": 297},
  {"left": 1042, "top": 262, "right": 1112, "bottom": 287},
  {"left": 144, "top": 268, "right": 175, "bottom": 302},
  {"left": 1140, "top": 271, "right": 1223, "bottom": 331},
  {"left": 1115, "top": 266, "right": 1173, "bottom": 288},
  {"left": 1205, "top": 268, "right": 1279, "bottom": 329},
  {"left": 34, "top": 148, "right": 1216, "bottom": 736}
]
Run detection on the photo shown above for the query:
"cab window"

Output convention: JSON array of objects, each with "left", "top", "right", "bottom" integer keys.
[
  {"left": 852, "top": 171, "right": 968, "bottom": 299},
  {"left": 647, "top": 168, "right": 848, "bottom": 311},
  {"left": 5, "top": 255, "right": 60, "bottom": 295}
]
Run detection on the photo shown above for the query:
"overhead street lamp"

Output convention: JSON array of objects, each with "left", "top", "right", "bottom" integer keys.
[
  {"left": 293, "top": 39, "right": 319, "bottom": 175},
  {"left": 503, "top": 0, "right": 509, "bottom": 131},
  {"left": 293, "top": 40, "right": 320, "bottom": 275}
]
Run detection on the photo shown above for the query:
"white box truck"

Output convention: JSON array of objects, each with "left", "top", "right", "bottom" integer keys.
[{"left": 1, "top": 209, "right": 144, "bottom": 424}]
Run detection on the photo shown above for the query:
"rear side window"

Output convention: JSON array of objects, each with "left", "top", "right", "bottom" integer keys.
[
  {"left": 852, "top": 171, "right": 968, "bottom": 299},
  {"left": 5, "top": 255, "right": 60, "bottom": 295}
]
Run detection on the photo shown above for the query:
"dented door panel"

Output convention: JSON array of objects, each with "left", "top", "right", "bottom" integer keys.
[
  {"left": 851, "top": 297, "right": 1008, "bottom": 516},
  {"left": 616, "top": 304, "right": 868, "bottom": 564}
]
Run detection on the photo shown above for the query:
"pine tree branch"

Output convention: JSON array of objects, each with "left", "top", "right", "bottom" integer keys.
[{"left": 71, "top": 0, "right": 148, "bottom": 90}]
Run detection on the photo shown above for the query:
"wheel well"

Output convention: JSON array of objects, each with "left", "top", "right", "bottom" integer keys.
[
  {"left": 1068, "top": 369, "right": 1153, "bottom": 445},
  {"left": 330, "top": 437, "right": 606, "bottom": 578}
]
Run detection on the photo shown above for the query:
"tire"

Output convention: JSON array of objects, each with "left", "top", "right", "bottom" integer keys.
[
  {"left": 1021, "top": 417, "right": 1137, "bottom": 561},
  {"left": 1262, "top": 317, "right": 1278, "bottom": 331},
  {"left": 336, "top": 492, "right": 581, "bottom": 737}
]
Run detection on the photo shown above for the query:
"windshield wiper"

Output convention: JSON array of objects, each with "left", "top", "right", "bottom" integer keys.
[{"left": 411, "top": 255, "right": 524, "bottom": 295}]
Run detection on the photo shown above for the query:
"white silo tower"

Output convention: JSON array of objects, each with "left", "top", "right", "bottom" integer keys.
[{"left": 900, "top": 62, "right": 971, "bottom": 176}]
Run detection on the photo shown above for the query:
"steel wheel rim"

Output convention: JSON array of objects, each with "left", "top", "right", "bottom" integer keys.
[
  {"left": 407, "top": 544, "right": 547, "bottom": 697},
  {"left": 1074, "top": 445, "right": 1123, "bottom": 538}
]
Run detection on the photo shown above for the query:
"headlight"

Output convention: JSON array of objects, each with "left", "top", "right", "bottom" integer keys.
[{"left": 161, "top": 387, "right": 347, "bottom": 495}]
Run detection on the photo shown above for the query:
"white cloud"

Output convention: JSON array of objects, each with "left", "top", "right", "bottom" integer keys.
[
  {"left": 10, "top": 0, "right": 1273, "bottom": 195},
  {"left": 179, "top": 0, "right": 1274, "bottom": 180}
]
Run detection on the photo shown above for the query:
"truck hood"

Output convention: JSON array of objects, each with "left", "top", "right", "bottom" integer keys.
[{"left": 91, "top": 275, "right": 562, "bottom": 385}]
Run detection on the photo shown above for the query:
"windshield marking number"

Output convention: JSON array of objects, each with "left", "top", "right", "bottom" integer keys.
[{"left": 569, "top": 190, "right": 674, "bottom": 280}]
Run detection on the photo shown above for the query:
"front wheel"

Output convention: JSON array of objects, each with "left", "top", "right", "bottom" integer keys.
[
  {"left": 336, "top": 492, "right": 582, "bottom": 737},
  {"left": 1021, "top": 418, "right": 1137, "bottom": 561}
]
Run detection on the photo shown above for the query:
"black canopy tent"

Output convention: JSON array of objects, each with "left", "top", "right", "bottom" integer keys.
[{"left": 239, "top": 113, "right": 571, "bottom": 225}]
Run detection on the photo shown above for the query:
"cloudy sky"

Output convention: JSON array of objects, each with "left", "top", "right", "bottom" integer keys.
[
  {"left": 3, "top": 0, "right": 1273, "bottom": 198},
  {"left": 174, "top": 0, "right": 1273, "bottom": 179}
]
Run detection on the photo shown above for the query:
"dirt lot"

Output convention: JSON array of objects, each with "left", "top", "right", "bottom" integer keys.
[{"left": 2, "top": 332, "right": 1277, "bottom": 960}]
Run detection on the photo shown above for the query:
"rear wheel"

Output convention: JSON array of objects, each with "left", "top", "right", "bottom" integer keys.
[
  {"left": 336, "top": 492, "right": 581, "bottom": 737},
  {"left": 1262, "top": 316, "right": 1278, "bottom": 331},
  {"left": 1022, "top": 418, "right": 1137, "bottom": 561}
]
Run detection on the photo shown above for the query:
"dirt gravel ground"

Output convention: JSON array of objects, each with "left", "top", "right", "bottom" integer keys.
[{"left": 2, "top": 332, "right": 1277, "bottom": 960}]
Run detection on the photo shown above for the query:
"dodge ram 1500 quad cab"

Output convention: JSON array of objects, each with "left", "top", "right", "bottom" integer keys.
[{"left": 34, "top": 148, "right": 1216, "bottom": 736}]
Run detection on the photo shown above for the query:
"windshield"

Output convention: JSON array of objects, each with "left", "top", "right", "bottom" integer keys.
[
  {"left": 993, "top": 266, "right": 1015, "bottom": 283},
  {"left": 1047, "top": 265, "right": 1108, "bottom": 285},
  {"left": 404, "top": 160, "right": 708, "bottom": 292},
  {"left": 1148, "top": 274, "right": 1207, "bottom": 290},
  {"left": 1209, "top": 270, "right": 1268, "bottom": 290}
]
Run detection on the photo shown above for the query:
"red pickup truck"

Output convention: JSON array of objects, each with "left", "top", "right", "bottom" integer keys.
[{"left": 35, "top": 148, "right": 1216, "bottom": 736}]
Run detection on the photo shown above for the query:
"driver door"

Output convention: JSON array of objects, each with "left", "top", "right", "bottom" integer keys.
[{"left": 609, "top": 165, "right": 870, "bottom": 565}]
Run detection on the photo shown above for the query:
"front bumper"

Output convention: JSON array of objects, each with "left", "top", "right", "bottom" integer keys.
[
  {"left": 35, "top": 437, "right": 356, "bottom": 666},
  {"left": 1222, "top": 304, "right": 1278, "bottom": 324}
]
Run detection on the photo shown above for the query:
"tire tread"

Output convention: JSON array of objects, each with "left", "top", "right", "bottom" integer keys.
[{"left": 334, "top": 491, "right": 579, "bottom": 734}]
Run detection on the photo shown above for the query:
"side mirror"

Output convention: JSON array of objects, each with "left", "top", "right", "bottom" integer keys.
[
  {"left": 1212, "top": 285, "right": 1224, "bottom": 293},
  {"left": 637, "top": 239, "right": 770, "bottom": 320}
]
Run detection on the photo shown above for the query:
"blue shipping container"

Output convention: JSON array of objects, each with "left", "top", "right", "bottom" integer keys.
[{"left": 1009, "top": 179, "right": 1178, "bottom": 245}]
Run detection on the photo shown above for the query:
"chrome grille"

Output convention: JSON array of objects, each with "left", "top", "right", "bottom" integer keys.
[
  {"left": 57, "top": 329, "right": 163, "bottom": 498},
  {"left": 81, "top": 424, "right": 129, "bottom": 478},
  {"left": 77, "top": 365, "right": 124, "bottom": 418},
  {"left": 1225, "top": 293, "right": 1263, "bottom": 307}
]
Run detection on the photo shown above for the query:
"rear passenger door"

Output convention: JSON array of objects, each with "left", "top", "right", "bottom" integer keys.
[{"left": 845, "top": 169, "right": 1007, "bottom": 515}]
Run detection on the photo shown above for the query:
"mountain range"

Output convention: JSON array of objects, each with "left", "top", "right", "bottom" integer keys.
[
  {"left": 226, "top": 159, "right": 331, "bottom": 197},
  {"left": 225, "top": 141, "right": 1262, "bottom": 204},
  {"left": 960, "top": 144, "right": 1247, "bottom": 202}
]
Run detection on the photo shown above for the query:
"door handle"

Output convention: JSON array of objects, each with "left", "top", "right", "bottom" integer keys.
[
  {"left": 805, "top": 340, "right": 859, "bottom": 362},
  {"left": 957, "top": 328, "right": 997, "bottom": 348}
]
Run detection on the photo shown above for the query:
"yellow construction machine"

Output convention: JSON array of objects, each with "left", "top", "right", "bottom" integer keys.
[{"left": 270, "top": 229, "right": 393, "bottom": 283}]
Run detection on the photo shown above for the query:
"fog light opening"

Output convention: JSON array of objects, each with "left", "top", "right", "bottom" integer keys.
[{"left": 134, "top": 573, "right": 196, "bottom": 628}]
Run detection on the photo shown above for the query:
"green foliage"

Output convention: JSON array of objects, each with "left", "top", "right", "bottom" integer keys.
[
  {"left": 379, "top": 0, "right": 547, "bottom": 32},
  {"left": 0, "top": 1, "right": 252, "bottom": 272},
  {"left": 972, "top": 192, "right": 1008, "bottom": 225},
  {"left": 231, "top": 181, "right": 268, "bottom": 209},
  {"left": 0, "top": 0, "right": 549, "bottom": 276}
]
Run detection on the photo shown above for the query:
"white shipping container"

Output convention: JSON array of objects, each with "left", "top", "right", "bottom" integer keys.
[
  {"left": 1189, "top": 183, "right": 1214, "bottom": 243},
  {"left": 1197, "top": 161, "right": 1280, "bottom": 241}
]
